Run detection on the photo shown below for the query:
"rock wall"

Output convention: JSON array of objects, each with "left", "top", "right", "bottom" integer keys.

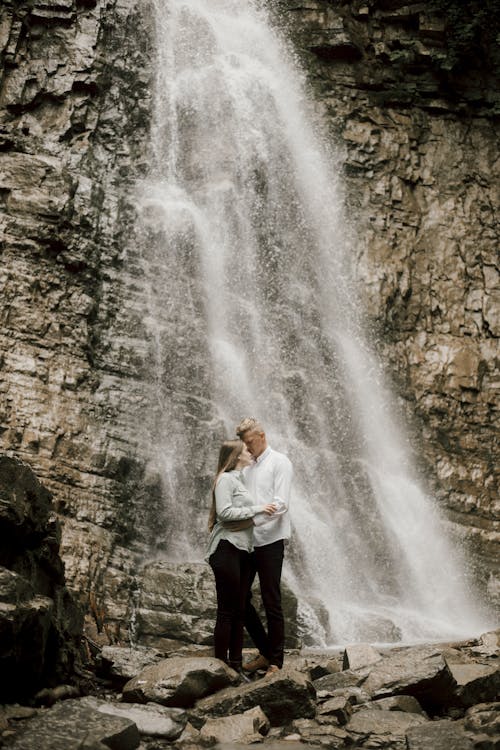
[
  {"left": 0, "top": 455, "right": 82, "bottom": 701},
  {"left": 0, "top": 0, "right": 498, "bottom": 624},
  {"left": 0, "top": 0, "right": 159, "bottom": 620}
]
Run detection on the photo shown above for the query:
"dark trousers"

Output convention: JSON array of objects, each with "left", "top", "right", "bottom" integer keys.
[
  {"left": 244, "top": 539, "right": 285, "bottom": 668},
  {"left": 209, "top": 539, "right": 251, "bottom": 666}
]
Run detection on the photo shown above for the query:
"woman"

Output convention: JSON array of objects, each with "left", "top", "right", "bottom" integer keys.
[{"left": 207, "top": 439, "right": 276, "bottom": 673}]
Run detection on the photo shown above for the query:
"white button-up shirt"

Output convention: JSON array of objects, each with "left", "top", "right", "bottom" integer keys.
[{"left": 243, "top": 446, "right": 293, "bottom": 547}]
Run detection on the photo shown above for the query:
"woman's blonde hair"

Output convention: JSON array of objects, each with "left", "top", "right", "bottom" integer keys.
[{"left": 208, "top": 440, "right": 245, "bottom": 531}]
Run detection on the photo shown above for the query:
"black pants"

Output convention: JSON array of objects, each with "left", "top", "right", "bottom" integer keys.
[
  {"left": 244, "top": 539, "right": 285, "bottom": 668},
  {"left": 209, "top": 539, "right": 251, "bottom": 666}
]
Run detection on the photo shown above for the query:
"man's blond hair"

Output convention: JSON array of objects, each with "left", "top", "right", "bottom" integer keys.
[{"left": 236, "top": 417, "right": 264, "bottom": 438}]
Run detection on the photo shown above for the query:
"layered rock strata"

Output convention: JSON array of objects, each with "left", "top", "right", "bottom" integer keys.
[{"left": 0, "top": 0, "right": 157, "bottom": 619}]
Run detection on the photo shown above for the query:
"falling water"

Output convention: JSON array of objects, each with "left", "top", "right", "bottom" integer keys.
[{"left": 136, "top": 0, "right": 491, "bottom": 644}]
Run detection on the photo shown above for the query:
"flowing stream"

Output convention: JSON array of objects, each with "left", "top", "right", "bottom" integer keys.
[{"left": 136, "top": 0, "right": 491, "bottom": 644}]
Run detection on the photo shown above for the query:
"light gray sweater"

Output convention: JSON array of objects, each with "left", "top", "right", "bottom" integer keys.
[{"left": 206, "top": 470, "right": 264, "bottom": 560}]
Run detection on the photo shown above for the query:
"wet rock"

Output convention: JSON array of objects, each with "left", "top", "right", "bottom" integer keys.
[
  {"left": 122, "top": 656, "right": 238, "bottom": 707},
  {"left": 406, "top": 718, "right": 474, "bottom": 750},
  {"left": 290, "top": 717, "right": 349, "bottom": 747},
  {"left": 0, "top": 455, "right": 82, "bottom": 702},
  {"left": 317, "top": 695, "right": 352, "bottom": 724},
  {"left": 313, "top": 669, "right": 365, "bottom": 693},
  {"left": 342, "top": 643, "right": 383, "bottom": 670},
  {"left": 361, "top": 646, "right": 455, "bottom": 710},
  {"left": 99, "top": 645, "right": 163, "bottom": 686},
  {"left": 195, "top": 668, "right": 316, "bottom": 726},
  {"left": 199, "top": 706, "right": 270, "bottom": 744},
  {"left": 81, "top": 696, "right": 187, "bottom": 739},
  {"left": 134, "top": 561, "right": 300, "bottom": 650},
  {"left": 345, "top": 707, "right": 428, "bottom": 744},
  {"left": 469, "top": 630, "right": 500, "bottom": 658},
  {"left": 8, "top": 699, "right": 140, "bottom": 750},
  {"left": 464, "top": 702, "right": 500, "bottom": 738},
  {"left": 370, "top": 694, "right": 426, "bottom": 714},
  {"left": 445, "top": 657, "right": 500, "bottom": 707}
]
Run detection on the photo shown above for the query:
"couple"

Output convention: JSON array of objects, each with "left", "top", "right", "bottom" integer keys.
[{"left": 207, "top": 417, "right": 293, "bottom": 679}]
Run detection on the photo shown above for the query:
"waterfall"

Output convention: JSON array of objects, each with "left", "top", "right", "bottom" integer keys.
[{"left": 135, "top": 0, "right": 491, "bottom": 644}]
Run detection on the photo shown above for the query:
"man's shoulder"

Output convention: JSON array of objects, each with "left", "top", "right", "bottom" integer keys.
[{"left": 269, "top": 448, "right": 292, "bottom": 468}]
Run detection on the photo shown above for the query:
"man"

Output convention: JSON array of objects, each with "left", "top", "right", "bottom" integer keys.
[{"left": 236, "top": 417, "right": 293, "bottom": 676}]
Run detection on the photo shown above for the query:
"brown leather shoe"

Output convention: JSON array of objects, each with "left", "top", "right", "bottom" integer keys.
[
  {"left": 242, "top": 654, "right": 270, "bottom": 672},
  {"left": 265, "top": 664, "right": 280, "bottom": 676}
]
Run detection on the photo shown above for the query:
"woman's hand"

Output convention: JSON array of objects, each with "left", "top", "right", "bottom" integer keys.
[{"left": 262, "top": 503, "right": 278, "bottom": 515}]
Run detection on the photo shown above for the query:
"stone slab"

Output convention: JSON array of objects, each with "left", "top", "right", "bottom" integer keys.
[{"left": 9, "top": 699, "right": 140, "bottom": 750}]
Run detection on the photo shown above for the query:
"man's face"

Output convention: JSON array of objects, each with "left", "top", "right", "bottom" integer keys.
[{"left": 242, "top": 429, "right": 267, "bottom": 458}]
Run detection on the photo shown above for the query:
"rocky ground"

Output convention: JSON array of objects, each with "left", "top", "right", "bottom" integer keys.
[{"left": 1, "top": 631, "right": 499, "bottom": 750}]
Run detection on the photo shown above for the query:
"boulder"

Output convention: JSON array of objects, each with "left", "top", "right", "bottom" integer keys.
[
  {"left": 370, "top": 695, "right": 426, "bottom": 714},
  {"left": 133, "top": 561, "right": 300, "bottom": 649},
  {"left": 99, "top": 645, "right": 163, "bottom": 686},
  {"left": 196, "top": 668, "right": 316, "bottom": 726},
  {"left": 406, "top": 719, "right": 474, "bottom": 750},
  {"left": 360, "top": 646, "right": 456, "bottom": 710},
  {"left": 200, "top": 706, "right": 270, "bottom": 744},
  {"left": 8, "top": 699, "right": 140, "bottom": 750},
  {"left": 0, "top": 456, "right": 83, "bottom": 702},
  {"left": 290, "top": 717, "right": 349, "bottom": 747},
  {"left": 81, "top": 696, "right": 187, "bottom": 739},
  {"left": 445, "top": 658, "right": 500, "bottom": 707},
  {"left": 345, "top": 708, "right": 428, "bottom": 744},
  {"left": 317, "top": 695, "right": 352, "bottom": 724},
  {"left": 463, "top": 702, "right": 500, "bottom": 738},
  {"left": 313, "top": 669, "right": 365, "bottom": 693},
  {"left": 342, "top": 643, "right": 382, "bottom": 671},
  {"left": 122, "top": 656, "right": 238, "bottom": 707}
]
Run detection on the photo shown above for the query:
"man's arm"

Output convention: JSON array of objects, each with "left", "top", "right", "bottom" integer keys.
[{"left": 273, "top": 455, "right": 293, "bottom": 510}]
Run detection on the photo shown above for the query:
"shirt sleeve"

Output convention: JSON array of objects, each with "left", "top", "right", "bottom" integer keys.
[
  {"left": 273, "top": 455, "right": 293, "bottom": 510},
  {"left": 215, "top": 475, "right": 263, "bottom": 521}
]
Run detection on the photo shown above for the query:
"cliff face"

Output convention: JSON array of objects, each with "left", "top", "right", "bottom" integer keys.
[
  {"left": 0, "top": 0, "right": 498, "bottom": 621},
  {"left": 0, "top": 0, "right": 157, "bottom": 619}
]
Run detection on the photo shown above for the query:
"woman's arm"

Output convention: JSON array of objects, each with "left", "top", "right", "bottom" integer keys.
[{"left": 215, "top": 475, "right": 264, "bottom": 522}]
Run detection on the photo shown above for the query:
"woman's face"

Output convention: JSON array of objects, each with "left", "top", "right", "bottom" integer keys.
[{"left": 237, "top": 445, "right": 253, "bottom": 468}]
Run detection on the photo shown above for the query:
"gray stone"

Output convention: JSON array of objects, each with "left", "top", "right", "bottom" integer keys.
[
  {"left": 200, "top": 706, "right": 270, "bottom": 744},
  {"left": 122, "top": 655, "right": 238, "bottom": 707},
  {"left": 345, "top": 708, "right": 428, "bottom": 741},
  {"left": 342, "top": 643, "right": 383, "bottom": 671},
  {"left": 361, "top": 646, "right": 456, "bottom": 709},
  {"left": 406, "top": 719, "right": 474, "bottom": 750},
  {"left": 0, "top": 456, "right": 82, "bottom": 702},
  {"left": 196, "top": 668, "right": 317, "bottom": 726},
  {"left": 99, "top": 645, "right": 163, "bottom": 685},
  {"left": 290, "top": 717, "right": 349, "bottom": 747},
  {"left": 81, "top": 696, "right": 187, "bottom": 739},
  {"left": 313, "top": 669, "right": 365, "bottom": 693},
  {"left": 464, "top": 702, "right": 500, "bottom": 737},
  {"left": 445, "top": 658, "right": 500, "bottom": 707},
  {"left": 317, "top": 695, "right": 352, "bottom": 724},
  {"left": 9, "top": 699, "right": 140, "bottom": 750},
  {"left": 134, "top": 561, "right": 300, "bottom": 650},
  {"left": 371, "top": 694, "right": 425, "bottom": 714}
]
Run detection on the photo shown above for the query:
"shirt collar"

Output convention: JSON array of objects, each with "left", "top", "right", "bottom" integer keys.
[{"left": 255, "top": 446, "right": 271, "bottom": 464}]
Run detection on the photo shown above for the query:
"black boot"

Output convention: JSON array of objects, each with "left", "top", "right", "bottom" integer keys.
[{"left": 228, "top": 660, "right": 252, "bottom": 684}]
